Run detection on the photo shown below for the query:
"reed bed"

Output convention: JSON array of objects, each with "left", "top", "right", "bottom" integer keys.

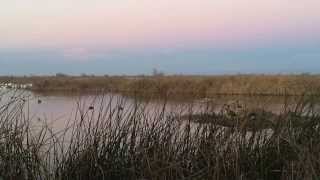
[
  {"left": 2, "top": 74, "right": 320, "bottom": 98},
  {"left": 0, "top": 91, "right": 319, "bottom": 179}
]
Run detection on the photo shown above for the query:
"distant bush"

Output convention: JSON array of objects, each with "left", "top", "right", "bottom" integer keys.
[{"left": 55, "top": 73, "right": 69, "bottom": 77}]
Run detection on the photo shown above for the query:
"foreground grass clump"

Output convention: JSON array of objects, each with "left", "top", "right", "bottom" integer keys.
[
  {"left": 0, "top": 91, "right": 46, "bottom": 179},
  {"left": 0, "top": 92, "right": 320, "bottom": 179}
]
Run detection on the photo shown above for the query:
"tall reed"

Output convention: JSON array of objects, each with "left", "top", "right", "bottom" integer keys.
[{"left": 0, "top": 91, "right": 319, "bottom": 179}]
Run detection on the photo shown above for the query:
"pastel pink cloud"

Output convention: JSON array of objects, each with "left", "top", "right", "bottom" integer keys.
[{"left": 0, "top": 0, "right": 319, "bottom": 49}]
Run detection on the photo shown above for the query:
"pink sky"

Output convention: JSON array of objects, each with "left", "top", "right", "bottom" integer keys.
[{"left": 1, "top": 0, "right": 320, "bottom": 50}]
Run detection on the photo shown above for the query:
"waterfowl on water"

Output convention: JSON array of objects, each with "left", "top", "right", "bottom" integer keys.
[
  {"left": 196, "top": 98, "right": 214, "bottom": 103},
  {"left": 248, "top": 112, "right": 257, "bottom": 121},
  {"left": 38, "top": 99, "right": 42, "bottom": 104},
  {"left": 89, "top": 106, "right": 94, "bottom": 110}
]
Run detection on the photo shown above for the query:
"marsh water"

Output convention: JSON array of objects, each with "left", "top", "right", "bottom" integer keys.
[{"left": 0, "top": 89, "right": 317, "bottom": 132}]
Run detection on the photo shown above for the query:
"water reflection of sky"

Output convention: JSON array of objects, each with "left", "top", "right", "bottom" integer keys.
[{"left": 1, "top": 89, "right": 319, "bottom": 132}]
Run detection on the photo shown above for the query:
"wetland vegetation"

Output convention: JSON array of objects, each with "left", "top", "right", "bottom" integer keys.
[
  {"left": 1, "top": 74, "right": 320, "bottom": 99},
  {"left": 0, "top": 86, "right": 320, "bottom": 179}
]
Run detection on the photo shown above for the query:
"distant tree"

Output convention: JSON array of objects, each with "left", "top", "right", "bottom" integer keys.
[
  {"left": 152, "top": 68, "right": 164, "bottom": 77},
  {"left": 56, "top": 73, "right": 68, "bottom": 77},
  {"left": 300, "top": 72, "right": 311, "bottom": 76},
  {"left": 81, "top": 73, "right": 88, "bottom": 77},
  {"left": 138, "top": 74, "right": 146, "bottom": 77}
]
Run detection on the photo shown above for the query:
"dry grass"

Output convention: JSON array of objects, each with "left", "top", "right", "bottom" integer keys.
[
  {"left": 1, "top": 74, "right": 320, "bottom": 99},
  {"left": 0, "top": 90, "right": 320, "bottom": 179}
]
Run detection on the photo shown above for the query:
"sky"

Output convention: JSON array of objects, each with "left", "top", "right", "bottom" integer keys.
[{"left": 0, "top": 0, "right": 320, "bottom": 75}]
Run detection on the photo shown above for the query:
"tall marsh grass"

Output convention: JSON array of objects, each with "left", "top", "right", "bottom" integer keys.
[
  {"left": 2, "top": 74, "right": 320, "bottom": 98},
  {"left": 0, "top": 91, "right": 319, "bottom": 179}
]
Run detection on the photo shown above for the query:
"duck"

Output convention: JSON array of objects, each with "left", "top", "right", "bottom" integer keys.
[{"left": 118, "top": 106, "right": 124, "bottom": 111}]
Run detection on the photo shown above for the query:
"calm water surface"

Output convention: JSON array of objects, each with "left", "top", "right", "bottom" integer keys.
[{"left": 0, "top": 89, "right": 316, "bottom": 132}]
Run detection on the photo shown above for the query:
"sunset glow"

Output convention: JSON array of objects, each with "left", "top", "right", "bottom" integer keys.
[
  {"left": 1, "top": 0, "right": 319, "bottom": 48},
  {"left": 1, "top": 0, "right": 320, "bottom": 74}
]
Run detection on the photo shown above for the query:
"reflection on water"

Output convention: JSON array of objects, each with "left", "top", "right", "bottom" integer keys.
[{"left": 0, "top": 89, "right": 318, "bottom": 132}]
